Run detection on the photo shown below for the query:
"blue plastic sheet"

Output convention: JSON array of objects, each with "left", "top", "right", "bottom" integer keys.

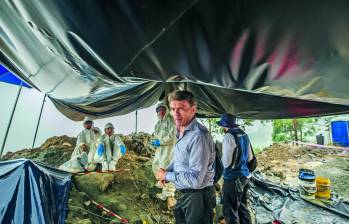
[
  {"left": 0, "top": 64, "right": 31, "bottom": 88},
  {"left": 0, "top": 159, "right": 72, "bottom": 224}
]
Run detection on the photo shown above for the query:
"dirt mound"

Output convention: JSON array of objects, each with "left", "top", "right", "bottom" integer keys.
[
  {"left": 2, "top": 135, "right": 76, "bottom": 167},
  {"left": 2, "top": 133, "right": 156, "bottom": 168},
  {"left": 40, "top": 135, "right": 76, "bottom": 149},
  {"left": 2, "top": 133, "right": 172, "bottom": 224},
  {"left": 121, "top": 132, "right": 155, "bottom": 157},
  {"left": 257, "top": 143, "right": 342, "bottom": 165}
]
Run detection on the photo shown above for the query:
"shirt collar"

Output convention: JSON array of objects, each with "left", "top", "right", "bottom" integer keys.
[
  {"left": 184, "top": 117, "right": 197, "bottom": 132},
  {"left": 176, "top": 117, "right": 197, "bottom": 139}
]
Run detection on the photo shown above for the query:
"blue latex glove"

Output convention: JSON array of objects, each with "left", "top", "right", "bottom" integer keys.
[
  {"left": 150, "top": 139, "right": 161, "bottom": 147},
  {"left": 120, "top": 144, "right": 126, "bottom": 155},
  {"left": 97, "top": 144, "right": 105, "bottom": 156}
]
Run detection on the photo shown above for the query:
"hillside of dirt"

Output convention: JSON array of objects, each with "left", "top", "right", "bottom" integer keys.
[
  {"left": 2, "top": 133, "right": 174, "bottom": 224},
  {"left": 3, "top": 135, "right": 349, "bottom": 223},
  {"left": 2, "top": 135, "right": 76, "bottom": 167}
]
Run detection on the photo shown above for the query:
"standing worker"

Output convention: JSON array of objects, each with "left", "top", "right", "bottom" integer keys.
[
  {"left": 95, "top": 123, "right": 126, "bottom": 171},
  {"left": 217, "top": 114, "right": 253, "bottom": 224},
  {"left": 156, "top": 90, "right": 216, "bottom": 224},
  {"left": 151, "top": 101, "right": 176, "bottom": 200}
]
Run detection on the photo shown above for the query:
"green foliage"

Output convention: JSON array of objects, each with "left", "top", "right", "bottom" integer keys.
[
  {"left": 272, "top": 118, "right": 319, "bottom": 143},
  {"left": 201, "top": 118, "right": 224, "bottom": 138},
  {"left": 252, "top": 146, "right": 263, "bottom": 155},
  {"left": 201, "top": 118, "right": 269, "bottom": 140},
  {"left": 201, "top": 118, "right": 258, "bottom": 137},
  {"left": 239, "top": 119, "right": 254, "bottom": 129},
  {"left": 239, "top": 119, "right": 271, "bottom": 129},
  {"left": 242, "top": 119, "right": 254, "bottom": 126},
  {"left": 272, "top": 120, "right": 293, "bottom": 142},
  {"left": 201, "top": 118, "right": 271, "bottom": 136}
]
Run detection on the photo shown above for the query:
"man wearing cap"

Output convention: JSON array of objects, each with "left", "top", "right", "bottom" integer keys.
[
  {"left": 59, "top": 117, "right": 101, "bottom": 173},
  {"left": 95, "top": 123, "right": 126, "bottom": 171},
  {"left": 150, "top": 101, "right": 176, "bottom": 200},
  {"left": 217, "top": 114, "right": 253, "bottom": 224},
  {"left": 156, "top": 90, "right": 216, "bottom": 224}
]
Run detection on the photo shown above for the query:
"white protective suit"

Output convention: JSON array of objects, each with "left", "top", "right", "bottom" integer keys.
[
  {"left": 152, "top": 103, "right": 176, "bottom": 174},
  {"left": 152, "top": 103, "right": 176, "bottom": 200},
  {"left": 95, "top": 133, "right": 125, "bottom": 171},
  {"left": 59, "top": 119, "right": 101, "bottom": 173}
]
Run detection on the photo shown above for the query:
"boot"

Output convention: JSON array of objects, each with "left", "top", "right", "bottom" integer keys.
[
  {"left": 109, "top": 160, "right": 117, "bottom": 171},
  {"left": 102, "top": 161, "right": 109, "bottom": 171},
  {"left": 86, "top": 163, "right": 97, "bottom": 172}
]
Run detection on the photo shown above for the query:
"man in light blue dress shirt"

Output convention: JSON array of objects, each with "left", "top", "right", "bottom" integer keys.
[{"left": 156, "top": 90, "right": 216, "bottom": 224}]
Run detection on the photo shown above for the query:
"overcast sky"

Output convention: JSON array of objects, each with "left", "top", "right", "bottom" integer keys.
[
  {"left": 0, "top": 82, "right": 273, "bottom": 155},
  {"left": 0, "top": 82, "right": 159, "bottom": 154}
]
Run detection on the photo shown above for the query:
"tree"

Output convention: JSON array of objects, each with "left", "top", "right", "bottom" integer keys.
[
  {"left": 201, "top": 118, "right": 224, "bottom": 139},
  {"left": 201, "top": 118, "right": 266, "bottom": 139},
  {"left": 239, "top": 119, "right": 254, "bottom": 130},
  {"left": 272, "top": 118, "right": 319, "bottom": 143}
]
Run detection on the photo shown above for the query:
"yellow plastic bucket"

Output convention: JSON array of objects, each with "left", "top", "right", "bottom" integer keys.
[{"left": 316, "top": 177, "right": 331, "bottom": 199}]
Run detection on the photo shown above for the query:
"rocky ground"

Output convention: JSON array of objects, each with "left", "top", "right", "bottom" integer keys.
[
  {"left": 2, "top": 133, "right": 174, "bottom": 224},
  {"left": 2, "top": 135, "right": 76, "bottom": 167},
  {"left": 2, "top": 136, "right": 349, "bottom": 223}
]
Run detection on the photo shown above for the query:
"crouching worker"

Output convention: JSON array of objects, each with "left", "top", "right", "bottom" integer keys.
[
  {"left": 59, "top": 117, "right": 101, "bottom": 173},
  {"left": 95, "top": 123, "right": 126, "bottom": 171}
]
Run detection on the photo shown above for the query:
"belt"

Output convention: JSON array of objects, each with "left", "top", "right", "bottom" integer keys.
[{"left": 179, "top": 186, "right": 212, "bottom": 194}]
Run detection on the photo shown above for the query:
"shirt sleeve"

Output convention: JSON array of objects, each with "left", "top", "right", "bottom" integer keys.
[
  {"left": 167, "top": 162, "right": 174, "bottom": 172},
  {"left": 165, "top": 161, "right": 175, "bottom": 182},
  {"left": 166, "top": 133, "right": 211, "bottom": 189},
  {"left": 221, "top": 133, "right": 236, "bottom": 168},
  {"left": 160, "top": 118, "right": 176, "bottom": 146},
  {"left": 248, "top": 143, "right": 253, "bottom": 162},
  {"left": 97, "top": 135, "right": 104, "bottom": 145},
  {"left": 76, "top": 131, "right": 86, "bottom": 146},
  {"left": 114, "top": 135, "right": 125, "bottom": 146}
]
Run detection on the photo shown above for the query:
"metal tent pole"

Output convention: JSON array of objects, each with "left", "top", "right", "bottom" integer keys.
[
  {"left": 32, "top": 94, "right": 47, "bottom": 148},
  {"left": 135, "top": 110, "right": 138, "bottom": 133},
  {"left": 0, "top": 84, "right": 23, "bottom": 158}
]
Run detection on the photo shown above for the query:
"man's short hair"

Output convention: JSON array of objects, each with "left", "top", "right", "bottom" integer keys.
[{"left": 168, "top": 90, "right": 196, "bottom": 106}]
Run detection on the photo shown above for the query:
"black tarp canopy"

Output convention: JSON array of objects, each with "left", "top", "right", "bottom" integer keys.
[{"left": 1, "top": 0, "right": 349, "bottom": 120}]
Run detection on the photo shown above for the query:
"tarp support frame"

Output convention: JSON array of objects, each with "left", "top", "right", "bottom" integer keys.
[
  {"left": 135, "top": 110, "right": 138, "bottom": 133},
  {"left": 32, "top": 94, "right": 47, "bottom": 148},
  {"left": 0, "top": 83, "right": 22, "bottom": 158}
]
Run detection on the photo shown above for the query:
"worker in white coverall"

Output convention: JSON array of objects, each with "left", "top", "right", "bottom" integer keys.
[
  {"left": 95, "top": 123, "right": 126, "bottom": 171},
  {"left": 59, "top": 117, "right": 101, "bottom": 173},
  {"left": 151, "top": 102, "right": 176, "bottom": 200}
]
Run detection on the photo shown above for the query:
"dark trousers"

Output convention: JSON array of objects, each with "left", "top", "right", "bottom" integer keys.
[
  {"left": 173, "top": 186, "right": 215, "bottom": 224},
  {"left": 222, "top": 177, "right": 251, "bottom": 224}
]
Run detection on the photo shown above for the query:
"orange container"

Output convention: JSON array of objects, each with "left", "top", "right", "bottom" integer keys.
[{"left": 315, "top": 177, "right": 331, "bottom": 199}]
